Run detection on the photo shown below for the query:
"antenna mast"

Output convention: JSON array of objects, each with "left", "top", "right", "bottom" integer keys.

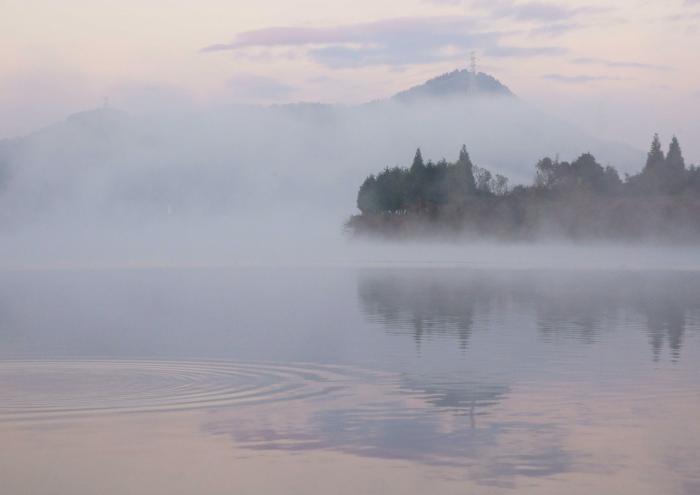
[{"left": 470, "top": 51, "right": 477, "bottom": 76}]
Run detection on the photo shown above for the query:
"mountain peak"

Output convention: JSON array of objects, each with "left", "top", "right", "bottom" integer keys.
[
  {"left": 66, "top": 107, "right": 129, "bottom": 126},
  {"left": 393, "top": 69, "right": 514, "bottom": 102}
]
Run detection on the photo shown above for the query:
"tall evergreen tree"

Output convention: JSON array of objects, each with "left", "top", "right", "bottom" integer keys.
[
  {"left": 408, "top": 148, "right": 427, "bottom": 210},
  {"left": 446, "top": 146, "right": 477, "bottom": 204},
  {"left": 666, "top": 136, "right": 686, "bottom": 174},
  {"left": 644, "top": 133, "right": 665, "bottom": 175},
  {"left": 410, "top": 148, "right": 425, "bottom": 173},
  {"left": 456, "top": 144, "right": 476, "bottom": 193}
]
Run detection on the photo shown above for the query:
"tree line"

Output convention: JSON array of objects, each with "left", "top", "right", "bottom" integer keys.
[
  {"left": 357, "top": 145, "right": 506, "bottom": 215},
  {"left": 350, "top": 135, "right": 700, "bottom": 239}
]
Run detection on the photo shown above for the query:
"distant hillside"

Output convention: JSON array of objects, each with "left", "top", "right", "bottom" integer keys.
[
  {"left": 0, "top": 68, "right": 646, "bottom": 227},
  {"left": 393, "top": 70, "right": 514, "bottom": 102}
]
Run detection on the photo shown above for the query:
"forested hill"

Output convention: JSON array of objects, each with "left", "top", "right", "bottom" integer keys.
[
  {"left": 392, "top": 70, "right": 514, "bottom": 102},
  {"left": 347, "top": 135, "right": 700, "bottom": 241}
]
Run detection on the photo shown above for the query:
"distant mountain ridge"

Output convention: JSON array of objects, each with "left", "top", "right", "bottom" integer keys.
[
  {"left": 393, "top": 70, "right": 514, "bottom": 102},
  {"left": 0, "top": 68, "right": 646, "bottom": 227}
]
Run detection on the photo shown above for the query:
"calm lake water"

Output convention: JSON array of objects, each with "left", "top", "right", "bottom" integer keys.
[{"left": 1, "top": 267, "right": 699, "bottom": 494}]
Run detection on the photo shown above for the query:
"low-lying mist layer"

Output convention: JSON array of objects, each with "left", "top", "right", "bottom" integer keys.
[
  {"left": 0, "top": 93, "right": 641, "bottom": 226},
  {"left": 0, "top": 71, "right": 684, "bottom": 267}
]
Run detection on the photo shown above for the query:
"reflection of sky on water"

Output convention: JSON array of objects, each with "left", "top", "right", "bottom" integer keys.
[
  {"left": 202, "top": 374, "right": 581, "bottom": 488},
  {"left": 0, "top": 268, "right": 699, "bottom": 493}
]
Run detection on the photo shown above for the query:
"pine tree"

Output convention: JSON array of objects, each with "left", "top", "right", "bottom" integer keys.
[
  {"left": 410, "top": 148, "right": 425, "bottom": 173},
  {"left": 408, "top": 148, "right": 427, "bottom": 211},
  {"left": 644, "top": 133, "right": 665, "bottom": 175},
  {"left": 666, "top": 136, "right": 685, "bottom": 174},
  {"left": 456, "top": 144, "right": 476, "bottom": 193}
]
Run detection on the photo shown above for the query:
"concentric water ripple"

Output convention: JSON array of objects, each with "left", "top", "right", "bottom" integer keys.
[{"left": 0, "top": 359, "right": 366, "bottom": 421}]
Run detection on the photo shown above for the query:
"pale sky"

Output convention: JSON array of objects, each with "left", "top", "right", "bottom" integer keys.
[{"left": 1, "top": 0, "right": 699, "bottom": 160}]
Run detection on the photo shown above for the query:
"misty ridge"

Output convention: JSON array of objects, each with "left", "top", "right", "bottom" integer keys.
[
  {"left": 0, "top": 69, "right": 644, "bottom": 232},
  {"left": 348, "top": 133, "right": 700, "bottom": 241}
]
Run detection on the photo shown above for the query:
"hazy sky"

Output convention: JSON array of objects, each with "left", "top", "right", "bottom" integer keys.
[{"left": 1, "top": 0, "right": 699, "bottom": 160}]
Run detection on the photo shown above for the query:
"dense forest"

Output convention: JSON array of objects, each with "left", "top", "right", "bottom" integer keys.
[{"left": 347, "top": 135, "right": 700, "bottom": 240}]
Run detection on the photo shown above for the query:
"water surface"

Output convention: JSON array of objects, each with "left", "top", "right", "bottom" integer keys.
[{"left": 1, "top": 268, "right": 699, "bottom": 494}]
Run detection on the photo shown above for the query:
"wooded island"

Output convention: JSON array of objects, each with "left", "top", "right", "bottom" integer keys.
[{"left": 347, "top": 135, "right": 700, "bottom": 240}]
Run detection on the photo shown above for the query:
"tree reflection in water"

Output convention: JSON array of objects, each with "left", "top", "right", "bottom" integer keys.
[{"left": 357, "top": 269, "right": 700, "bottom": 362}]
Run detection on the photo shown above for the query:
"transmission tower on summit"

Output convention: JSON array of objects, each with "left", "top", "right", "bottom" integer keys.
[{"left": 470, "top": 51, "right": 478, "bottom": 76}]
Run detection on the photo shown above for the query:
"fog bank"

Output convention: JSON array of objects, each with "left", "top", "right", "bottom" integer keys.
[{"left": 2, "top": 82, "right": 687, "bottom": 270}]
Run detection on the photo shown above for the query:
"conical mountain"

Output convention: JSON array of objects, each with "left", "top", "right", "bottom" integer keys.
[{"left": 393, "top": 70, "right": 513, "bottom": 102}]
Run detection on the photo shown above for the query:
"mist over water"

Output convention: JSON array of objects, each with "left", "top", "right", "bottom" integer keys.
[
  {"left": 0, "top": 90, "right": 657, "bottom": 270},
  {"left": 0, "top": 267, "right": 699, "bottom": 494}
]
